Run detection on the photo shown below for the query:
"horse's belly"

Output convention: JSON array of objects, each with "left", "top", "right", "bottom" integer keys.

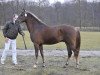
[
  {"left": 43, "top": 37, "right": 62, "bottom": 45},
  {"left": 44, "top": 41, "right": 59, "bottom": 45}
]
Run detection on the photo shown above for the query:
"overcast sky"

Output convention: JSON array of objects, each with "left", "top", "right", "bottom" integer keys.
[
  {"left": 50, "top": 0, "right": 100, "bottom": 3},
  {"left": 2, "top": 0, "right": 100, "bottom": 3}
]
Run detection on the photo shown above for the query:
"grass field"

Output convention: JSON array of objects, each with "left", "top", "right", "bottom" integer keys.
[{"left": 0, "top": 31, "right": 100, "bottom": 50}]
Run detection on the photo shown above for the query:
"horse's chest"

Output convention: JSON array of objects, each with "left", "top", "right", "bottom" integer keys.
[{"left": 30, "top": 32, "right": 42, "bottom": 43}]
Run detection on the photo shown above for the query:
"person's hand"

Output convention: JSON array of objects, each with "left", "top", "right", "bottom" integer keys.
[{"left": 5, "top": 38, "right": 9, "bottom": 43}]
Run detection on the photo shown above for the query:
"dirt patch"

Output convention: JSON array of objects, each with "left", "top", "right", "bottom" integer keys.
[
  {"left": 0, "top": 50, "right": 100, "bottom": 57},
  {"left": 0, "top": 56, "right": 100, "bottom": 75}
]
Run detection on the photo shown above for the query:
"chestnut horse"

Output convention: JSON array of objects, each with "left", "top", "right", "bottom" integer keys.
[{"left": 16, "top": 10, "right": 81, "bottom": 68}]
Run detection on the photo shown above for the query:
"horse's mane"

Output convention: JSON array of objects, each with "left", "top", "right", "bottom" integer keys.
[{"left": 26, "top": 11, "right": 46, "bottom": 25}]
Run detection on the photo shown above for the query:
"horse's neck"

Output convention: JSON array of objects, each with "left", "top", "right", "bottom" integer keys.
[
  {"left": 25, "top": 22, "right": 32, "bottom": 33},
  {"left": 25, "top": 18, "right": 47, "bottom": 33}
]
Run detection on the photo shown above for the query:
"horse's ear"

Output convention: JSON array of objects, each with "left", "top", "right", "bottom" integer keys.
[
  {"left": 22, "top": 8, "right": 26, "bottom": 13},
  {"left": 22, "top": 8, "right": 27, "bottom": 17}
]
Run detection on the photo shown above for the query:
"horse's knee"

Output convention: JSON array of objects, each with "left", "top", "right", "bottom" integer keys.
[
  {"left": 70, "top": 45, "right": 75, "bottom": 51},
  {"left": 74, "top": 50, "right": 79, "bottom": 57},
  {"left": 70, "top": 45, "right": 79, "bottom": 57},
  {"left": 35, "top": 53, "right": 38, "bottom": 57},
  {"left": 35, "top": 50, "right": 38, "bottom": 58},
  {"left": 68, "top": 51, "right": 72, "bottom": 57}
]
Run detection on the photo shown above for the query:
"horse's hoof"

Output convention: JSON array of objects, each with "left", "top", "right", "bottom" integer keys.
[
  {"left": 63, "top": 65, "right": 67, "bottom": 68},
  {"left": 76, "top": 64, "right": 79, "bottom": 69},
  {"left": 63, "top": 64, "right": 68, "bottom": 68},
  {"left": 42, "top": 64, "right": 45, "bottom": 67},
  {"left": 65, "top": 62, "right": 69, "bottom": 65},
  {"left": 34, "top": 64, "right": 37, "bottom": 69},
  {"left": 76, "top": 63, "right": 79, "bottom": 69},
  {"left": 42, "top": 65, "right": 45, "bottom": 67},
  {"left": 63, "top": 62, "right": 69, "bottom": 68},
  {"left": 76, "top": 65, "right": 79, "bottom": 69}
]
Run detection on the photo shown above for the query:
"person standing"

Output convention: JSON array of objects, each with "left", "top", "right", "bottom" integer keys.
[{"left": 1, "top": 14, "right": 24, "bottom": 65}]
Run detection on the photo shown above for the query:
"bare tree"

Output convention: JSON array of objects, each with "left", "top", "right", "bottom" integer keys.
[
  {"left": 91, "top": 0, "right": 95, "bottom": 27},
  {"left": 16, "top": 0, "right": 19, "bottom": 14},
  {"left": 36, "top": 0, "right": 49, "bottom": 20},
  {"left": 75, "top": 0, "right": 82, "bottom": 28},
  {"left": 54, "top": 1, "right": 62, "bottom": 25},
  {"left": 1, "top": 0, "right": 6, "bottom": 25},
  {"left": 10, "top": 0, "right": 15, "bottom": 15}
]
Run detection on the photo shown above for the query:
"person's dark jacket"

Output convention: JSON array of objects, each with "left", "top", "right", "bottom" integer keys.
[{"left": 3, "top": 21, "right": 24, "bottom": 39}]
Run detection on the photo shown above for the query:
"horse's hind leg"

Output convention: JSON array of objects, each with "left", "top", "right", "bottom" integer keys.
[
  {"left": 69, "top": 44, "right": 79, "bottom": 68},
  {"left": 74, "top": 30, "right": 80, "bottom": 68},
  {"left": 39, "top": 45, "right": 45, "bottom": 67},
  {"left": 34, "top": 43, "right": 39, "bottom": 68},
  {"left": 66, "top": 45, "right": 72, "bottom": 65},
  {"left": 64, "top": 43, "right": 72, "bottom": 67},
  {"left": 74, "top": 49, "right": 79, "bottom": 68}
]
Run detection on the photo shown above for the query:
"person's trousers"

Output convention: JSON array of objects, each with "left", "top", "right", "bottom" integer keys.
[{"left": 1, "top": 39, "right": 17, "bottom": 63}]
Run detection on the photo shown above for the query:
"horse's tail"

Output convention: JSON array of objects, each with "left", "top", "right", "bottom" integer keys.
[{"left": 76, "top": 28, "right": 81, "bottom": 51}]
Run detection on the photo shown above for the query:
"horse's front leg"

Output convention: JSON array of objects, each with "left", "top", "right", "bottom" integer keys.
[
  {"left": 39, "top": 45, "right": 45, "bottom": 67},
  {"left": 33, "top": 43, "right": 39, "bottom": 68}
]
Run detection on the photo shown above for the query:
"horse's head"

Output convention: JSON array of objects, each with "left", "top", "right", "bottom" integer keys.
[
  {"left": 16, "top": 9, "right": 28, "bottom": 23},
  {"left": 16, "top": 9, "right": 46, "bottom": 25}
]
